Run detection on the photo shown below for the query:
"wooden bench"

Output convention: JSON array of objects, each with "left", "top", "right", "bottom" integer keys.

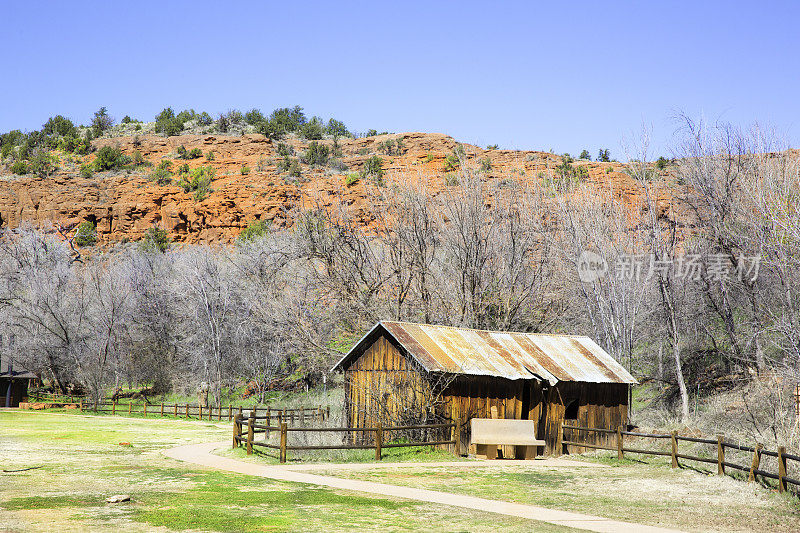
[{"left": 470, "top": 418, "right": 546, "bottom": 459}]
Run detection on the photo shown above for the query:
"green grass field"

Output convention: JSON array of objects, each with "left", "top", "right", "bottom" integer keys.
[{"left": 0, "top": 410, "right": 571, "bottom": 532}]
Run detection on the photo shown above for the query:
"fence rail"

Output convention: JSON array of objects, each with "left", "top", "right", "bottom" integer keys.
[
  {"left": 27, "top": 392, "right": 329, "bottom": 423},
  {"left": 233, "top": 413, "right": 459, "bottom": 463},
  {"left": 562, "top": 424, "right": 799, "bottom": 493}
]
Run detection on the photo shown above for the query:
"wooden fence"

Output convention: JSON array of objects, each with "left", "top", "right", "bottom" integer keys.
[
  {"left": 562, "top": 424, "right": 800, "bottom": 494},
  {"left": 28, "top": 392, "right": 329, "bottom": 423},
  {"left": 232, "top": 412, "right": 459, "bottom": 463}
]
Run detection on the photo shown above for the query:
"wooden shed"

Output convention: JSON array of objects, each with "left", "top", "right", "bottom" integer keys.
[
  {"left": 0, "top": 356, "right": 37, "bottom": 408},
  {"left": 331, "top": 321, "right": 637, "bottom": 455}
]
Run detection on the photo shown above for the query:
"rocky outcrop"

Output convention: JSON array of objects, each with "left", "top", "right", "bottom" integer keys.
[{"left": 0, "top": 132, "right": 665, "bottom": 244}]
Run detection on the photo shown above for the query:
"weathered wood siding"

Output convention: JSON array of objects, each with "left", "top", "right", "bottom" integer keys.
[
  {"left": 441, "top": 377, "right": 547, "bottom": 455},
  {"left": 543, "top": 381, "right": 629, "bottom": 455},
  {"left": 344, "top": 335, "right": 432, "bottom": 435}
]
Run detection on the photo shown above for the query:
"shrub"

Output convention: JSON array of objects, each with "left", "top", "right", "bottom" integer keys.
[
  {"left": 361, "top": 156, "right": 384, "bottom": 185},
  {"left": 555, "top": 156, "right": 589, "bottom": 181},
  {"left": 655, "top": 156, "right": 671, "bottom": 170},
  {"left": 269, "top": 106, "right": 306, "bottom": 135},
  {"left": 205, "top": 151, "right": 215, "bottom": 161},
  {"left": 175, "top": 109, "right": 197, "bottom": 123},
  {"left": 579, "top": 149, "right": 591, "bottom": 160},
  {"left": 366, "top": 129, "right": 378, "bottom": 137},
  {"left": 328, "top": 158, "right": 348, "bottom": 171},
  {"left": 42, "top": 115, "right": 77, "bottom": 138},
  {"left": 479, "top": 158, "right": 492, "bottom": 172},
  {"left": 29, "top": 149, "right": 59, "bottom": 177},
  {"left": 379, "top": 138, "right": 404, "bottom": 156},
  {"left": 93, "top": 145, "right": 126, "bottom": 171},
  {"left": 276, "top": 143, "right": 294, "bottom": 157},
  {"left": 300, "top": 116, "right": 324, "bottom": 140},
  {"left": 486, "top": 144, "right": 499, "bottom": 150},
  {"left": 237, "top": 220, "right": 270, "bottom": 243},
  {"left": 91, "top": 107, "right": 114, "bottom": 137},
  {"left": 176, "top": 166, "right": 214, "bottom": 200},
  {"left": 218, "top": 109, "right": 243, "bottom": 131},
  {"left": 425, "top": 153, "right": 434, "bottom": 163},
  {"left": 121, "top": 115, "right": 132, "bottom": 124},
  {"left": 443, "top": 154, "right": 459, "bottom": 172},
  {"left": 216, "top": 114, "right": 230, "bottom": 133},
  {"left": 177, "top": 163, "right": 190, "bottom": 174},
  {"left": 154, "top": 108, "right": 184, "bottom": 137},
  {"left": 345, "top": 172, "right": 360, "bottom": 186},
  {"left": 287, "top": 159, "right": 301, "bottom": 178},
  {"left": 597, "top": 148, "right": 611, "bottom": 162},
  {"left": 140, "top": 226, "right": 170, "bottom": 253},
  {"left": 150, "top": 161, "right": 173, "bottom": 185},
  {"left": 244, "top": 109, "right": 266, "bottom": 125},
  {"left": 57, "top": 134, "right": 82, "bottom": 153},
  {"left": 74, "top": 221, "right": 97, "bottom": 246},
  {"left": 240, "top": 165, "right": 250, "bottom": 175},
  {"left": 79, "top": 164, "right": 93, "bottom": 178},
  {"left": 301, "top": 142, "right": 330, "bottom": 166},
  {"left": 10, "top": 160, "right": 27, "bottom": 175},
  {"left": 197, "top": 112, "right": 214, "bottom": 126},
  {"left": 444, "top": 172, "right": 459, "bottom": 186},
  {"left": 132, "top": 150, "right": 149, "bottom": 167},
  {"left": 177, "top": 146, "right": 202, "bottom": 160},
  {"left": 331, "top": 136, "right": 343, "bottom": 157},
  {"left": 606, "top": 167, "right": 613, "bottom": 174},
  {"left": 326, "top": 118, "right": 349, "bottom": 137}
]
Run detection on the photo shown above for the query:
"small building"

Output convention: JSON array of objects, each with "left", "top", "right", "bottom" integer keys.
[
  {"left": 0, "top": 356, "right": 37, "bottom": 407},
  {"left": 331, "top": 321, "right": 637, "bottom": 455}
]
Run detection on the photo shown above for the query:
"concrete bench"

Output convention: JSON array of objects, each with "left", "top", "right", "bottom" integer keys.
[{"left": 470, "top": 418, "right": 546, "bottom": 459}]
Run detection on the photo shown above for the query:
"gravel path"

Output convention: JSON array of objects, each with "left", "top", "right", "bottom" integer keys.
[{"left": 164, "top": 441, "right": 681, "bottom": 533}]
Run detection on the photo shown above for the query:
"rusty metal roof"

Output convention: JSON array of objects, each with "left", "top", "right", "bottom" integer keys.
[{"left": 332, "top": 321, "right": 636, "bottom": 385}]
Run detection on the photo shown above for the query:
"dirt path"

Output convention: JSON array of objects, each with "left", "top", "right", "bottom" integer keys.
[{"left": 164, "top": 441, "right": 681, "bottom": 533}]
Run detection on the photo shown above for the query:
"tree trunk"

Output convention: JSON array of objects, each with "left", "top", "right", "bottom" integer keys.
[{"left": 674, "top": 341, "right": 690, "bottom": 422}]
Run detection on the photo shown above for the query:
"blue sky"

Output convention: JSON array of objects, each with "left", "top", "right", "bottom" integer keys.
[{"left": 1, "top": 1, "right": 797, "bottom": 158}]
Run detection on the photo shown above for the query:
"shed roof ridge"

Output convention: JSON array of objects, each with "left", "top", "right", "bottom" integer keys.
[{"left": 379, "top": 320, "right": 591, "bottom": 339}]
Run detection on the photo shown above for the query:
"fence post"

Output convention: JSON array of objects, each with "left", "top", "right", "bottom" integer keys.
[
  {"left": 670, "top": 431, "right": 678, "bottom": 468},
  {"left": 128, "top": 402, "right": 132, "bottom": 415},
  {"left": 326, "top": 406, "right": 330, "bottom": 420},
  {"left": 160, "top": 402, "right": 164, "bottom": 417},
  {"left": 265, "top": 407, "right": 271, "bottom": 439},
  {"left": 112, "top": 400, "right": 116, "bottom": 416},
  {"left": 199, "top": 404, "right": 203, "bottom": 420},
  {"left": 185, "top": 403, "right": 189, "bottom": 419},
  {"left": 79, "top": 399, "right": 83, "bottom": 412},
  {"left": 778, "top": 446, "right": 787, "bottom": 493},
  {"left": 228, "top": 405, "right": 232, "bottom": 421},
  {"left": 247, "top": 414, "right": 255, "bottom": 455},
  {"left": 375, "top": 422, "right": 383, "bottom": 461},
  {"left": 749, "top": 443, "right": 763, "bottom": 482},
  {"left": 617, "top": 426, "right": 624, "bottom": 460},
  {"left": 174, "top": 403, "right": 178, "bottom": 417},
  {"left": 233, "top": 414, "right": 240, "bottom": 449},
  {"left": 280, "top": 422, "right": 287, "bottom": 463},
  {"left": 143, "top": 403, "right": 147, "bottom": 417},
  {"left": 717, "top": 435, "right": 725, "bottom": 476}
]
